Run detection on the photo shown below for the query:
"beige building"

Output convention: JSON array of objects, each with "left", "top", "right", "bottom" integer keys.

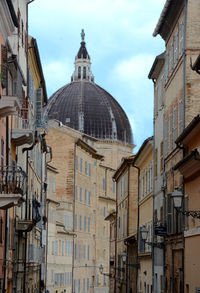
[
  {"left": 134, "top": 137, "right": 153, "bottom": 293},
  {"left": 46, "top": 164, "right": 74, "bottom": 293},
  {"left": 45, "top": 120, "right": 133, "bottom": 293},
  {"left": 153, "top": 1, "right": 200, "bottom": 291},
  {"left": 113, "top": 155, "right": 138, "bottom": 293}
]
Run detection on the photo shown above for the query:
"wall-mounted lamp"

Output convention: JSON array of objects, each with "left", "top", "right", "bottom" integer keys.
[{"left": 171, "top": 187, "right": 200, "bottom": 219}]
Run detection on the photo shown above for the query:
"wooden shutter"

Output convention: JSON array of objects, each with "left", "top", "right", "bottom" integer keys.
[
  {"left": 173, "top": 107, "right": 177, "bottom": 145},
  {"left": 164, "top": 118, "right": 168, "bottom": 158},
  {"left": 35, "top": 88, "right": 43, "bottom": 128},
  {"left": 167, "top": 194, "right": 173, "bottom": 234},
  {"left": 1, "top": 45, "right": 7, "bottom": 88}
]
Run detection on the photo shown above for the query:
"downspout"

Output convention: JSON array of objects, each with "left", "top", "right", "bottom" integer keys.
[
  {"left": 114, "top": 178, "right": 118, "bottom": 293},
  {"left": 72, "top": 143, "right": 76, "bottom": 293},
  {"left": 182, "top": 0, "right": 187, "bottom": 130},
  {"left": 152, "top": 131, "right": 155, "bottom": 292},
  {"left": 126, "top": 165, "right": 130, "bottom": 293},
  {"left": 182, "top": 2, "right": 187, "bottom": 291},
  {"left": 132, "top": 163, "right": 140, "bottom": 293},
  {"left": 2, "top": 117, "right": 9, "bottom": 293}
]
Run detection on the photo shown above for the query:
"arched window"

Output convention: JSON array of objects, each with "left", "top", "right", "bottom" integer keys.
[
  {"left": 83, "top": 67, "right": 86, "bottom": 79},
  {"left": 78, "top": 66, "right": 81, "bottom": 79}
]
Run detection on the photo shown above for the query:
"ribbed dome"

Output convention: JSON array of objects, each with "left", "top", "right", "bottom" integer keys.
[{"left": 45, "top": 81, "right": 133, "bottom": 144}]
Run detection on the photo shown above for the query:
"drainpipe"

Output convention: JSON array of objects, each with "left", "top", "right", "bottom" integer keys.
[
  {"left": 2, "top": 117, "right": 9, "bottom": 293},
  {"left": 132, "top": 163, "right": 140, "bottom": 293},
  {"left": 114, "top": 178, "right": 118, "bottom": 293},
  {"left": 72, "top": 143, "right": 76, "bottom": 293},
  {"left": 182, "top": 0, "right": 187, "bottom": 130}
]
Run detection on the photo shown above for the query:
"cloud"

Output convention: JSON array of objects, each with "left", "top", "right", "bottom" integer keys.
[
  {"left": 42, "top": 58, "right": 71, "bottom": 96},
  {"left": 115, "top": 54, "right": 155, "bottom": 81}
]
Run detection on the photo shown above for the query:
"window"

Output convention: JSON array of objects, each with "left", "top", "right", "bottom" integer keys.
[
  {"left": 93, "top": 183, "right": 96, "bottom": 199},
  {"left": 87, "top": 245, "right": 90, "bottom": 260},
  {"left": 83, "top": 278, "right": 85, "bottom": 292},
  {"left": 89, "top": 163, "right": 91, "bottom": 176},
  {"left": 55, "top": 240, "right": 58, "bottom": 255},
  {"left": 78, "top": 66, "right": 81, "bottom": 79},
  {"left": 83, "top": 66, "right": 86, "bottom": 79},
  {"left": 51, "top": 269, "right": 54, "bottom": 282},
  {"left": 1, "top": 137, "right": 4, "bottom": 169},
  {"left": 76, "top": 156, "right": 78, "bottom": 170},
  {"left": 84, "top": 216, "right": 87, "bottom": 232},
  {"left": 85, "top": 161, "right": 87, "bottom": 175},
  {"left": 88, "top": 217, "right": 90, "bottom": 232},
  {"left": 84, "top": 189, "right": 87, "bottom": 203},
  {"left": 79, "top": 215, "right": 82, "bottom": 231},
  {"left": 160, "top": 142, "right": 163, "bottom": 173},
  {"left": 80, "top": 158, "right": 83, "bottom": 172},
  {"left": 52, "top": 241, "right": 55, "bottom": 255},
  {"left": 75, "top": 185, "right": 78, "bottom": 200},
  {"left": 178, "top": 100, "right": 183, "bottom": 135},
  {"left": 80, "top": 187, "right": 82, "bottom": 202},
  {"left": 169, "top": 114, "right": 173, "bottom": 152},
  {"left": 169, "top": 41, "right": 174, "bottom": 74},
  {"left": 62, "top": 240, "right": 64, "bottom": 255},
  {"left": 155, "top": 148, "right": 158, "bottom": 178},
  {"left": 165, "top": 52, "right": 169, "bottom": 83},
  {"left": 87, "top": 278, "right": 90, "bottom": 292},
  {"left": 113, "top": 182, "right": 116, "bottom": 193},
  {"left": 66, "top": 240, "right": 68, "bottom": 255},
  {"left": 75, "top": 214, "right": 77, "bottom": 231},
  {"left": 88, "top": 191, "right": 91, "bottom": 205},
  {"left": 173, "top": 107, "right": 177, "bottom": 145},
  {"left": 103, "top": 274, "right": 106, "bottom": 284},
  {"left": 103, "top": 207, "right": 106, "bottom": 218},
  {"left": 103, "top": 178, "right": 106, "bottom": 191},
  {"left": 174, "top": 31, "right": 178, "bottom": 65},
  {"left": 74, "top": 243, "right": 77, "bottom": 259},
  {"left": 79, "top": 244, "right": 81, "bottom": 260},
  {"left": 179, "top": 20, "right": 184, "bottom": 56},
  {"left": 83, "top": 244, "right": 86, "bottom": 260},
  {"left": 52, "top": 209, "right": 55, "bottom": 224}
]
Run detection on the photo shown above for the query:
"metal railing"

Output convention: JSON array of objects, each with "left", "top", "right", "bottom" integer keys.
[{"left": 0, "top": 166, "right": 27, "bottom": 195}]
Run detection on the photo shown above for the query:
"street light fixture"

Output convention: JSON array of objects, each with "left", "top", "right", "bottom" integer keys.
[
  {"left": 171, "top": 187, "right": 200, "bottom": 219},
  {"left": 141, "top": 225, "right": 164, "bottom": 249}
]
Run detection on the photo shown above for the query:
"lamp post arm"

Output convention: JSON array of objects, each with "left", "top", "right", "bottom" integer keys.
[{"left": 176, "top": 207, "right": 200, "bottom": 219}]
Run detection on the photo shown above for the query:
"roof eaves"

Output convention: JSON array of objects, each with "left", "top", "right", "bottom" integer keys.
[
  {"left": 134, "top": 136, "right": 153, "bottom": 163},
  {"left": 153, "top": 0, "right": 173, "bottom": 37},
  {"left": 175, "top": 115, "right": 200, "bottom": 145},
  {"left": 148, "top": 52, "right": 165, "bottom": 80}
]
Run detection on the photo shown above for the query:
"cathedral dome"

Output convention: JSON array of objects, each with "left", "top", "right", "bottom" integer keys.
[{"left": 45, "top": 30, "right": 133, "bottom": 144}]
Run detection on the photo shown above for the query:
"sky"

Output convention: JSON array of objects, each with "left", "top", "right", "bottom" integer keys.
[{"left": 28, "top": 0, "right": 166, "bottom": 152}]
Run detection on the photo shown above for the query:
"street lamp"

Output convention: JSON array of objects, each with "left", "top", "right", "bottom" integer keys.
[
  {"left": 171, "top": 187, "right": 200, "bottom": 219},
  {"left": 141, "top": 225, "right": 164, "bottom": 249},
  {"left": 121, "top": 251, "right": 127, "bottom": 263}
]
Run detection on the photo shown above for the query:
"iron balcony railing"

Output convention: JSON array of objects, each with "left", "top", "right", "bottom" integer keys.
[{"left": 0, "top": 166, "right": 27, "bottom": 196}]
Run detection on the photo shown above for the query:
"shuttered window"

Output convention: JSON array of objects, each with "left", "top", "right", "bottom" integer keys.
[
  {"left": 164, "top": 118, "right": 168, "bottom": 158},
  {"left": 169, "top": 41, "right": 174, "bottom": 74},
  {"left": 174, "top": 31, "right": 178, "bottom": 65},
  {"left": 169, "top": 114, "right": 173, "bottom": 153},
  {"left": 179, "top": 20, "right": 184, "bottom": 56},
  {"left": 165, "top": 52, "right": 169, "bottom": 83},
  {"left": 35, "top": 88, "right": 43, "bottom": 128},
  {"left": 178, "top": 100, "right": 183, "bottom": 135},
  {"left": 173, "top": 107, "right": 177, "bottom": 144},
  {"left": 1, "top": 45, "right": 7, "bottom": 88}
]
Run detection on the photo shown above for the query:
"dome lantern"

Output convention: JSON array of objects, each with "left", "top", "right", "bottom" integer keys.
[{"left": 71, "top": 29, "right": 94, "bottom": 82}]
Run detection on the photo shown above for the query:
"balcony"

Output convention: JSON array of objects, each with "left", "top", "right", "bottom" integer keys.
[
  {"left": 0, "top": 95, "right": 21, "bottom": 118},
  {"left": 0, "top": 166, "right": 26, "bottom": 209},
  {"left": 11, "top": 116, "right": 34, "bottom": 146},
  {"left": 16, "top": 196, "right": 42, "bottom": 232}
]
